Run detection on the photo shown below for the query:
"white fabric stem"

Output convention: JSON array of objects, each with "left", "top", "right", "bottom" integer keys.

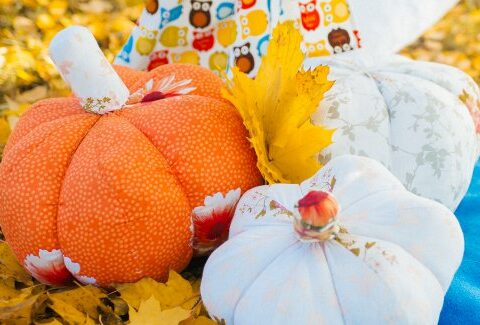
[{"left": 49, "top": 26, "right": 130, "bottom": 114}]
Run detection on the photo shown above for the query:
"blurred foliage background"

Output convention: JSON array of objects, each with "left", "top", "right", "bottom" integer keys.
[
  {"left": 1, "top": 0, "right": 480, "bottom": 158},
  {"left": 402, "top": 0, "right": 480, "bottom": 80},
  {"left": 0, "top": 0, "right": 144, "bottom": 158}
]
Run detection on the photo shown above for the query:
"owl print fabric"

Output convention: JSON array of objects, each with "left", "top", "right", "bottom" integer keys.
[{"left": 114, "top": 0, "right": 362, "bottom": 77}]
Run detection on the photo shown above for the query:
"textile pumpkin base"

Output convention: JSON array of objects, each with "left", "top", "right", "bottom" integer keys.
[
  {"left": 0, "top": 64, "right": 262, "bottom": 287},
  {"left": 201, "top": 155, "right": 464, "bottom": 324},
  {"left": 305, "top": 51, "right": 479, "bottom": 211}
]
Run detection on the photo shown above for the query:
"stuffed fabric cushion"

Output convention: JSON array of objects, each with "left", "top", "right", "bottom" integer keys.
[
  {"left": 304, "top": 50, "right": 480, "bottom": 211},
  {"left": 115, "top": 0, "right": 458, "bottom": 77},
  {"left": 201, "top": 155, "right": 464, "bottom": 324},
  {"left": 282, "top": 0, "right": 459, "bottom": 54},
  {"left": 0, "top": 27, "right": 263, "bottom": 286}
]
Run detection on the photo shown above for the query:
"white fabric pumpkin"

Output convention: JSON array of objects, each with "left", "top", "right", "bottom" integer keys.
[
  {"left": 201, "top": 155, "right": 464, "bottom": 325},
  {"left": 304, "top": 51, "right": 480, "bottom": 211}
]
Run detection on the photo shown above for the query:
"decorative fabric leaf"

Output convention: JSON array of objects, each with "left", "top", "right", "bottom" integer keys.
[{"left": 223, "top": 21, "right": 335, "bottom": 184}]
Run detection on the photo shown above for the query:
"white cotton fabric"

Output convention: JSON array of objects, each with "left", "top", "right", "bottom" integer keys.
[
  {"left": 201, "top": 155, "right": 464, "bottom": 325},
  {"left": 49, "top": 26, "right": 130, "bottom": 113},
  {"left": 305, "top": 50, "right": 479, "bottom": 211}
]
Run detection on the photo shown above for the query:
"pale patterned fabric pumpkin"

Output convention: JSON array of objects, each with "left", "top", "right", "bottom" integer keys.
[
  {"left": 201, "top": 155, "right": 464, "bottom": 324},
  {"left": 305, "top": 51, "right": 480, "bottom": 211}
]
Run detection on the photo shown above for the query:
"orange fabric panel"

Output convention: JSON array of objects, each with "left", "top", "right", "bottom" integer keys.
[
  {"left": 0, "top": 114, "right": 97, "bottom": 261},
  {"left": 113, "top": 65, "right": 148, "bottom": 91},
  {"left": 121, "top": 96, "right": 263, "bottom": 208},
  {"left": 58, "top": 114, "right": 192, "bottom": 284},
  {"left": 5, "top": 98, "right": 86, "bottom": 154}
]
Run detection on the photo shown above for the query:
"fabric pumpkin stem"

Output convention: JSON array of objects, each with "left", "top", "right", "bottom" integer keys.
[
  {"left": 49, "top": 26, "right": 130, "bottom": 114},
  {"left": 294, "top": 190, "right": 340, "bottom": 241}
]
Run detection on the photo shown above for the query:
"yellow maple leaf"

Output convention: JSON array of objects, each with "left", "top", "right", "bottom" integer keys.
[
  {"left": 42, "top": 318, "right": 64, "bottom": 325},
  {"left": 116, "top": 277, "right": 164, "bottom": 310},
  {"left": 116, "top": 270, "right": 198, "bottom": 311},
  {"left": 157, "top": 271, "right": 197, "bottom": 310},
  {"left": 0, "top": 241, "right": 33, "bottom": 286},
  {"left": 0, "top": 282, "right": 21, "bottom": 300},
  {"left": 180, "top": 315, "right": 218, "bottom": 325},
  {"left": 128, "top": 296, "right": 191, "bottom": 325},
  {"left": 223, "top": 21, "right": 335, "bottom": 184},
  {"left": 0, "top": 292, "right": 43, "bottom": 323},
  {"left": 48, "top": 293, "right": 96, "bottom": 324},
  {"left": 0, "top": 119, "right": 11, "bottom": 149},
  {"left": 48, "top": 285, "right": 107, "bottom": 320},
  {"left": 110, "top": 296, "right": 130, "bottom": 318}
]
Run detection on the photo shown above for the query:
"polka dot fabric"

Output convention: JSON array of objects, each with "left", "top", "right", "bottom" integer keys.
[
  {"left": 0, "top": 64, "right": 262, "bottom": 286},
  {"left": 0, "top": 114, "right": 97, "bottom": 261},
  {"left": 121, "top": 95, "right": 260, "bottom": 207}
]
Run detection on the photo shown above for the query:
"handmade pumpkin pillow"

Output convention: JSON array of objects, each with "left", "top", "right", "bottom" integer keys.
[
  {"left": 0, "top": 26, "right": 262, "bottom": 287},
  {"left": 201, "top": 155, "right": 464, "bottom": 324},
  {"left": 115, "top": 0, "right": 458, "bottom": 77},
  {"left": 314, "top": 0, "right": 458, "bottom": 53},
  {"left": 227, "top": 22, "right": 479, "bottom": 211},
  {"left": 303, "top": 51, "right": 480, "bottom": 210}
]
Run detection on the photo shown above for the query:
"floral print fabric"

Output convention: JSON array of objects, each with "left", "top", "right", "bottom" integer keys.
[
  {"left": 305, "top": 51, "right": 480, "bottom": 211},
  {"left": 201, "top": 155, "right": 464, "bottom": 324}
]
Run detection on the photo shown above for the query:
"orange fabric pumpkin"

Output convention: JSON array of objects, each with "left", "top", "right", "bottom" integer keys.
[{"left": 0, "top": 63, "right": 262, "bottom": 286}]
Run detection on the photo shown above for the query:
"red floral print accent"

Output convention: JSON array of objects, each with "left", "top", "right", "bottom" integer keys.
[
  {"left": 127, "top": 74, "right": 196, "bottom": 105},
  {"left": 24, "top": 249, "right": 73, "bottom": 286},
  {"left": 191, "top": 189, "right": 241, "bottom": 256}
]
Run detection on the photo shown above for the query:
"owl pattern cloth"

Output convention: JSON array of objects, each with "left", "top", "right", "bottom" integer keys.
[{"left": 114, "top": 0, "right": 362, "bottom": 77}]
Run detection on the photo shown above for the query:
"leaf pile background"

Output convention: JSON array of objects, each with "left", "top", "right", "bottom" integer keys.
[
  {"left": 0, "top": 240, "right": 216, "bottom": 324},
  {"left": 401, "top": 0, "right": 480, "bottom": 81},
  {"left": 0, "top": 0, "right": 143, "bottom": 158},
  {"left": 0, "top": 0, "right": 479, "bottom": 323}
]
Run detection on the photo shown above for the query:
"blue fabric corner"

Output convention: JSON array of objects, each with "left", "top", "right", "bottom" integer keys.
[{"left": 439, "top": 160, "right": 480, "bottom": 324}]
